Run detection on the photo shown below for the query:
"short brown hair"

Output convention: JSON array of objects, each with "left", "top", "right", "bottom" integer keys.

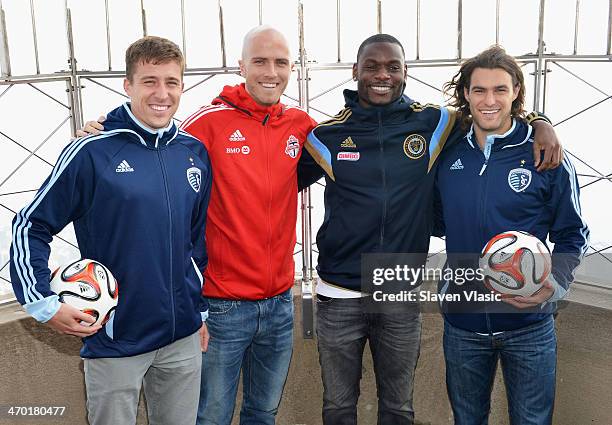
[
  {"left": 125, "top": 36, "right": 185, "bottom": 81},
  {"left": 443, "top": 45, "right": 525, "bottom": 128}
]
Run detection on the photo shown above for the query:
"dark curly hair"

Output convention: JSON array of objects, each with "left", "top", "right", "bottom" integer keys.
[{"left": 443, "top": 45, "right": 525, "bottom": 129}]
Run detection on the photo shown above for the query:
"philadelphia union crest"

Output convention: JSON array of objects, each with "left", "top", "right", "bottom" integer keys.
[
  {"left": 507, "top": 168, "right": 532, "bottom": 193},
  {"left": 403, "top": 134, "right": 427, "bottom": 159},
  {"left": 187, "top": 167, "right": 202, "bottom": 193}
]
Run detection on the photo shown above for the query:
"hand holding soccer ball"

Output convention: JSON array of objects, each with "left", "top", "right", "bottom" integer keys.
[
  {"left": 479, "top": 231, "right": 553, "bottom": 305},
  {"left": 49, "top": 259, "right": 119, "bottom": 334}
]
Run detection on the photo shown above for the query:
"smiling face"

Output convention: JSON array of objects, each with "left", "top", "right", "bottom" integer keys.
[
  {"left": 464, "top": 67, "right": 519, "bottom": 140},
  {"left": 123, "top": 60, "right": 183, "bottom": 130},
  {"left": 239, "top": 28, "right": 293, "bottom": 107},
  {"left": 353, "top": 42, "right": 407, "bottom": 108}
]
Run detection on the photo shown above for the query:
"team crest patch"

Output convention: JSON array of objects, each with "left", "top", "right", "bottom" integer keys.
[
  {"left": 508, "top": 168, "right": 532, "bottom": 192},
  {"left": 403, "top": 134, "right": 427, "bottom": 159},
  {"left": 187, "top": 167, "right": 202, "bottom": 193},
  {"left": 285, "top": 135, "right": 300, "bottom": 158}
]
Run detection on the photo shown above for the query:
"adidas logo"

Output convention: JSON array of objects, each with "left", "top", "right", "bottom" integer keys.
[
  {"left": 450, "top": 159, "right": 464, "bottom": 170},
  {"left": 340, "top": 136, "right": 357, "bottom": 148},
  {"left": 115, "top": 160, "right": 134, "bottom": 173},
  {"left": 229, "top": 129, "right": 246, "bottom": 142}
]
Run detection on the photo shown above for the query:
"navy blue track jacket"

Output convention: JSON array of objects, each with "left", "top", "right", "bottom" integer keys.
[
  {"left": 10, "top": 103, "right": 212, "bottom": 358},
  {"left": 298, "top": 89, "right": 458, "bottom": 291},
  {"left": 435, "top": 119, "right": 589, "bottom": 333}
]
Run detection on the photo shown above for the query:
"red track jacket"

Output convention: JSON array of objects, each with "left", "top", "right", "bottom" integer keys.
[{"left": 181, "top": 84, "right": 317, "bottom": 300}]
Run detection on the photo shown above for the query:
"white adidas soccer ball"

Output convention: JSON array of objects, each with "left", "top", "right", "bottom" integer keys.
[
  {"left": 479, "top": 231, "right": 552, "bottom": 298},
  {"left": 50, "top": 259, "right": 118, "bottom": 326}
]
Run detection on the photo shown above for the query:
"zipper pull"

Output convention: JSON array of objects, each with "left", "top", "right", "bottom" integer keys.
[
  {"left": 479, "top": 162, "right": 488, "bottom": 175},
  {"left": 262, "top": 114, "right": 270, "bottom": 126},
  {"left": 479, "top": 135, "right": 494, "bottom": 176}
]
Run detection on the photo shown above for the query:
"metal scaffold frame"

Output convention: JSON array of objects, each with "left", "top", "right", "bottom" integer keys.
[{"left": 0, "top": 0, "right": 611, "bottom": 335}]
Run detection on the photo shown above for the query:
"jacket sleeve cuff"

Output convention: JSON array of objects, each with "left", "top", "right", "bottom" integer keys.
[
  {"left": 546, "top": 274, "right": 568, "bottom": 303},
  {"left": 201, "top": 310, "right": 209, "bottom": 322},
  {"left": 540, "top": 274, "right": 568, "bottom": 309},
  {"left": 24, "top": 295, "right": 61, "bottom": 323}
]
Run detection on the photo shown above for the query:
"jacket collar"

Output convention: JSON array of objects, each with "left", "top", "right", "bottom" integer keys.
[
  {"left": 102, "top": 103, "right": 179, "bottom": 148},
  {"left": 213, "top": 83, "right": 285, "bottom": 124},
  {"left": 343, "top": 89, "right": 413, "bottom": 123},
  {"left": 465, "top": 118, "right": 532, "bottom": 151}
]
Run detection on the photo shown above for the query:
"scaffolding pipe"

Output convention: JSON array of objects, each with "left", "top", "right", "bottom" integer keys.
[
  {"left": 65, "top": 8, "right": 83, "bottom": 134},
  {"left": 298, "top": 0, "right": 314, "bottom": 339},
  {"left": 534, "top": 0, "right": 546, "bottom": 111},
  {"left": 181, "top": 0, "right": 187, "bottom": 66},
  {"left": 259, "top": 0, "right": 263, "bottom": 25},
  {"left": 608, "top": 0, "right": 612, "bottom": 54},
  {"left": 416, "top": 0, "right": 421, "bottom": 60},
  {"left": 457, "top": 0, "right": 463, "bottom": 59},
  {"left": 29, "top": 0, "right": 39, "bottom": 74},
  {"left": 0, "top": 1, "right": 10, "bottom": 78},
  {"left": 218, "top": 0, "right": 227, "bottom": 68},
  {"left": 376, "top": 0, "right": 382, "bottom": 33},
  {"left": 336, "top": 0, "right": 341, "bottom": 62},
  {"left": 140, "top": 0, "right": 147, "bottom": 36},
  {"left": 496, "top": 0, "right": 500, "bottom": 44},
  {"left": 104, "top": 0, "right": 111, "bottom": 71},
  {"left": 573, "top": 0, "right": 580, "bottom": 55}
]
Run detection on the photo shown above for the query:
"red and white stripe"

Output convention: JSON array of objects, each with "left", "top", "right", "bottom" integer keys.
[{"left": 180, "top": 104, "right": 234, "bottom": 130}]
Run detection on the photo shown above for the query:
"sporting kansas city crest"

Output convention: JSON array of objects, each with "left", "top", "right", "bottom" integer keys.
[
  {"left": 187, "top": 167, "right": 202, "bottom": 193},
  {"left": 507, "top": 168, "right": 532, "bottom": 192}
]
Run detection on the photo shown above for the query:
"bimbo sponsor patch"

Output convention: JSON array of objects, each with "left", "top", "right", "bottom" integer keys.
[{"left": 337, "top": 151, "right": 360, "bottom": 161}]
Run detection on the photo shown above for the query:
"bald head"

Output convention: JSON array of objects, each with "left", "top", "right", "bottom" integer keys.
[
  {"left": 241, "top": 25, "right": 290, "bottom": 60},
  {"left": 239, "top": 26, "right": 293, "bottom": 106}
]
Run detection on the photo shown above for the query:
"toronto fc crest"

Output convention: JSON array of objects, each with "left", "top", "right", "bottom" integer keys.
[{"left": 285, "top": 135, "right": 300, "bottom": 159}]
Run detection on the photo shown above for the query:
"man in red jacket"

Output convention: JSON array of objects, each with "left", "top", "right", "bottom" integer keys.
[
  {"left": 79, "top": 26, "right": 316, "bottom": 425},
  {"left": 182, "top": 26, "right": 316, "bottom": 425}
]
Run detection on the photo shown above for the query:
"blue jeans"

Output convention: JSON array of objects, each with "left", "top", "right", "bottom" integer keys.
[
  {"left": 443, "top": 316, "right": 557, "bottom": 425},
  {"left": 316, "top": 296, "right": 422, "bottom": 425},
  {"left": 196, "top": 289, "right": 294, "bottom": 425}
]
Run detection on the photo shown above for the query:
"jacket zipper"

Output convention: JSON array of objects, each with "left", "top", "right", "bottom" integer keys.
[
  {"left": 157, "top": 146, "right": 176, "bottom": 341},
  {"left": 478, "top": 136, "right": 493, "bottom": 334},
  {"left": 378, "top": 111, "right": 387, "bottom": 249},
  {"left": 263, "top": 114, "right": 273, "bottom": 296}
]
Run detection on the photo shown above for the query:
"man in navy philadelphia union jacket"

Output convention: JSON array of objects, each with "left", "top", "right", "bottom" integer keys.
[
  {"left": 435, "top": 46, "right": 589, "bottom": 424},
  {"left": 9, "top": 37, "right": 212, "bottom": 425},
  {"left": 298, "top": 34, "right": 562, "bottom": 425}
]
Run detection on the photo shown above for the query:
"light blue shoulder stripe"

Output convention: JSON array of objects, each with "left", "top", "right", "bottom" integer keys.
[
  {"left": 12, "top": 131, "right": 123, "bottom": 305},
  {"left": 560, "top": 157, "right": 590, "bottom": 257},
  {"left": 306, "top": 131, "right": 334, "bottom": 179},
  {"left": 12, "top": 134, "right": 99, "bottom": 303},
  {"left": 430, "top": 107, "right": 449, "bottom": 157}
]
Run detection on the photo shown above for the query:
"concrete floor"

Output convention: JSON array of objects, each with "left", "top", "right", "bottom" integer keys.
[{"left": 0, "top": 293, "right": 610, "bottom": 425}]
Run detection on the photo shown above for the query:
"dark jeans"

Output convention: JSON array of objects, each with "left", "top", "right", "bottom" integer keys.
[
  {"left": 196, "top": 289, "right": 294, "bottom": 425},
  {"left": 444, "top": 316, "right": 557, "bottom": 425},
  {"left": 316, "top": 295, "right": 422, "bottom": 425}
]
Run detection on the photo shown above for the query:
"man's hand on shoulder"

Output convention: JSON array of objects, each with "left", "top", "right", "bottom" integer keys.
[
  {"left": 75, "top": 115, "right": 106, "bottom": 138},
  {"left": 46, "top": 303, "right": 102, "bottom": 337},
  {"left": 531, "top": 120, "right": 563, "bottom": 172}
]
